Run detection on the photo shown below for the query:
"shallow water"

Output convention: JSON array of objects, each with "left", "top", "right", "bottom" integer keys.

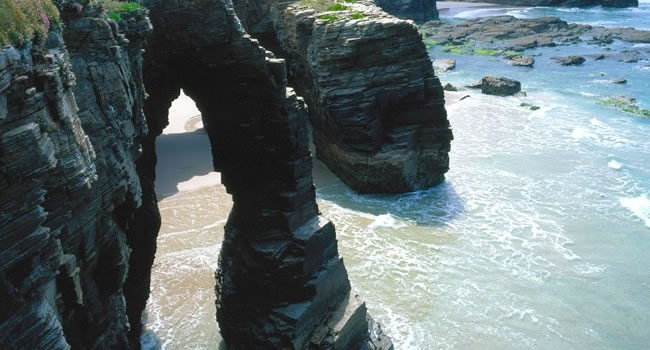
[
  {"left": 144, "top": 6, "right": 650, "bottom": 350},
  {"left": 448, "top": 0, "right": 650, "bottom": 30}
]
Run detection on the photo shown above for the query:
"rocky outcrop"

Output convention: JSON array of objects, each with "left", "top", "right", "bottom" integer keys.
[
  {"left": 256, "top": 1, "right": 452, "bottom": 193},
  {"left": 552, "top": 55, "right": 586, "bottom": 65},
  {"left": 480, "top": 76, "right": 522, "bottom": 96},
  {"left": 509, "top": 56, "right": 535, "bottom": 67},
  {"left": 422, "top": 15, "right": 650, "bottom": 52},
  {"left": 140, "top": 0, "right": 392, "bottom": 348},
  {"left": 374, "top": 0, "right": 439, "bottom": 22},
  {"left": 444, "top": 0, "right": 638, "bottom": 7},
  {"left": 0, "top": 6, "right": 151, "bottom": 350}
]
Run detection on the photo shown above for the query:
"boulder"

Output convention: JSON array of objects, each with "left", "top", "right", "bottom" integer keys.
[
  {"left": 480, "top": 76, "right": 521, "bottom": 96},
  {"left": 433, "top": 58, "right": 456, "bottom": 72},
  {"left": 466, "top": 80, "right": 483, "bottom": 89},
  {"left": 612, "top": 78, "right": 627, "bottom": 84},
  {"left": 552, "top": 55, "right": 586, "bottom": 65},
  {"left": 443, "top": 83, "right": 458, "bottom": 91},
  {"left": 509, "top": 56, "right": 535, "bottom": 67}
]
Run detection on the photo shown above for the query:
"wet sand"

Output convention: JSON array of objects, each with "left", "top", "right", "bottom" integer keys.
[{"left": 437, "top": 1, "right": 519, "bottom": 16}]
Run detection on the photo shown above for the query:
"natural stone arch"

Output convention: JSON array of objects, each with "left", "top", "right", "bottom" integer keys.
[{"left": 125, "top": 0, "right": 392, "bottom": 348}]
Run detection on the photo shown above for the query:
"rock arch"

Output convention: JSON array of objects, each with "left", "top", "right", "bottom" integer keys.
[{"left": 126, "top": 0, "right": 392, "bottom": 348}]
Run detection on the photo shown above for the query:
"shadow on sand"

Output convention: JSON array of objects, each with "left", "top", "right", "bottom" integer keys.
[{"left": 155, "top": 128, "right": 219, "bottom": 200}]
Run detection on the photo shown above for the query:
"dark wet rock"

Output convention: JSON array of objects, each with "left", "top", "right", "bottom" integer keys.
[
  {"left": 433, "top": 58, "right": 456, "bottom": 71},
  {"left": 612, "top": 78, "right": 628, "bottom": 84},
  {"left": 509, "top": 56, "right": 535, "bottom": 67},
  {"left": 142, "top": 0, "right": 395, "bottom": 348},
  {"left": 374, "top": 0, "right": 439, "bottom": 22},
  {"left": 460, "top": 94, "right": 471, "bottom": 101},
  {"left": 443, "top": 82, "right": 458, "bottom": 91},
  {"left": 0, "top": 8, "right": 151, "bottom": 349},
  {"left": 594, "top": 54, "right": 606, "bottom": 60},
  {"left": 618, "top": 50, "right": 640, "bottom": 63},
  {"left": 480, "top": 76, "right": 522, "bottom": 96},
  {"left": 1, "top": 1, "right": 397, "bottom": 349},
  {"left": 552, "top": 55, "right": 586, "bottom": 65}
]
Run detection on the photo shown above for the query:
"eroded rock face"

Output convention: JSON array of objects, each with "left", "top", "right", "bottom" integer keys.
[
  {"left": 141, "top": 0, "right": 392, "bottom": 348},
  {"left": 374, "top": 0, "right": 439, "bottom": 22},
  {"left": 261, "top": 1, "right": 452, "bottom": 194},
  {"left": 0, "top": 7, "right": 151, "bottom": 350}
]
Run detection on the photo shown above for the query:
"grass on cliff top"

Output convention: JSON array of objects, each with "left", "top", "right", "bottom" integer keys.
[
  {"left": 100, "top": 1, "right": 142, "bottom": 22},
  {"left": 297, "top": 0, "right": 357, "bottom": 12},
  {"left": 0, "top": 0, "right": 60, "bottom": 47}
]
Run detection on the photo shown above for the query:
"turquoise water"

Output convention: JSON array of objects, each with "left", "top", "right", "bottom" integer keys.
[
  {"left": 315, "top": 5, "right": 650, "bottom": 349},
  {"left": 449, "top": 0, "right": 650, "bottom": 30}
]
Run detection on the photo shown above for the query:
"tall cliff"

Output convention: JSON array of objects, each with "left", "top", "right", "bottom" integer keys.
[
  {"left": 444, "top": 0, "right": 638, "bottom": 8},
  {"left": 0, "top": 6, "right": 151, "bottom": 349},
  {"left": 236, "top": 0, "right": 452, "bottom": 193},
  {"left": 0, "top": 0, "right": 455, "bottom": 347}
]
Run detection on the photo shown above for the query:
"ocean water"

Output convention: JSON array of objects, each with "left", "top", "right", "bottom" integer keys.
[
  {"left": 143, "top": 5, "right": 650, "bottom": 350},
  {"left": 450, "top": 0, "right": 650, "bottom": 30}
]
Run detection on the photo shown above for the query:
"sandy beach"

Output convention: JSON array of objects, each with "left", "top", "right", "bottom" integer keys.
[
  {"left": 154, "top": 91, "right": 221, "bottom": 199},
  {"left": 436, "top": 1, "right": 518, "bottom": 16}
]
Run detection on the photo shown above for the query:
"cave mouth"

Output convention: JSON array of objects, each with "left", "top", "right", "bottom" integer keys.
[{"left": 140, "top": 91, "right": 229, "bottom": 348}]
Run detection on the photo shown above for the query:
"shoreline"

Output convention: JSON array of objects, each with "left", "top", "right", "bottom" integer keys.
[{"left": 436, "top": 1, "right": 521, "bottom": 16}]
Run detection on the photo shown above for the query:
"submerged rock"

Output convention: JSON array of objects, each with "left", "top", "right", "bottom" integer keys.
[
  {"left": 433, "top": 58, "right": 456, "bottom": 72},
  {"left": 612, "top": 78, "right": 628, "bottom": 84},
  {"left": 443, "top": 82, "right": 458, "bottom": 91},
  {"left": 480, "top": 76, "right": 522, "bottom": 96},
  {"left": 552, "top": 55, "right": 586, "bottom": 66},
  {"left": 509, "top": 56, "right": 535, "bottom": 67}
]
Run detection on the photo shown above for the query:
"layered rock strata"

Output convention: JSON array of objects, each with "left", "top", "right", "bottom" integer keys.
[
  {"left": 140, "top": 0, "right": 392, "bottom": 348},
  {"left": 374, "top": 0, "right": 439, "bottom": 22},
  {"left": 445, "top": 0, "right": 638, "bottom": 7},
  {"left": 245, "top": 0, "right": 453, "bottom": 193},
  {"left": 0, "top": 7, "right": 151, "bottom": 350}
]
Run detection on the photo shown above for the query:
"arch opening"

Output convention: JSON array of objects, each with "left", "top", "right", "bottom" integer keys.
[{"left": 140, "top": 90, "right": 230, "bottom": 348}]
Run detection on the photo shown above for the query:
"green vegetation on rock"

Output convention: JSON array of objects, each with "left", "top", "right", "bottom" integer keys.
[
  {"left": 601, "top": 97, "right": 650, "bottom": 118},
  {"left": 520, "top": 103, "right": 540, "bottom": 111},
  {"left": 101, "top": 1, "right": 142, "bottom": 22},
  {"left": 319, "top": 14, "right": 339, "bottom": 22},
  {"left": 0, "top": 0, "right": 60, "bottom": 47}
]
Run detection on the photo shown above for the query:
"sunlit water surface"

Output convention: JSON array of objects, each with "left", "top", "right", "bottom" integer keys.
[{"left": 143, "top": 5, "right": 650, "bottom": 349}]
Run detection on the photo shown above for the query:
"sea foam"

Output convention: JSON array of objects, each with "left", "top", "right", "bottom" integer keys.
[{"left": 620, "top": 194, "right": 650, "bottom": 228}]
